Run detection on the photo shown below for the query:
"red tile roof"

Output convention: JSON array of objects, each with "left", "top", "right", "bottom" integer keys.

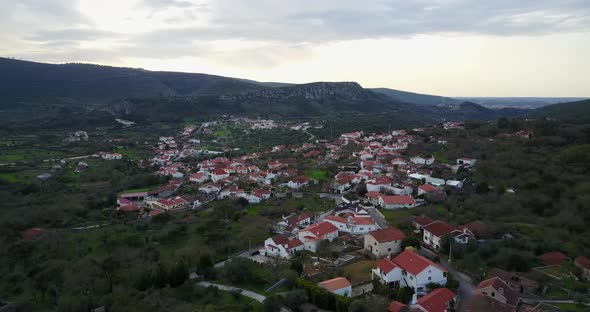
[
  {"left": 22, "top": 228, "right": 44, "bottom": 240},
  {"left": 325, "top": 215, "right": 348, "bottom": 224},
  {"left": 366, "top": 191, "right": 382, "bottom": 199},
  {"left": 538, "top": 251, "right": 568, "bottom": 266},
  {"left": 380, "top": 195, "right": 416, "bottom": 205},
  {"left": 476, "top": 277, "right": 519, "bottom": 306},
  {"left": 352, "top": 217, "right": 376, "bottom": 225},
  {"left": 302, "top": 222, "right": 338, "bottom": 238},
  {"left": 387, "top": 301, "right": 408, "bottom": 312},
  {"left": 416, "top": 288, "right": 456, "bottom": 312},
  {"left": 392, "top": 250, "right": 447, "bottom": 276},
  {"left": 414, "top": 215, "right": 434, "bottom": 227},
  {"left": 419, "top": 184, "right": 439, "bottom": 193},
  {"left": 423, "top": 221, "right": 454, "bottom": 237},
  {"left": 575, "top": 256, "right": 590, "bottom": 270},
  {"left": 369, "top": 228, "right": 406, "bottom": 243},
  {"left": 318, "top": 277, "right": 351, "bottom": 292},
  {"left": 376, "top": 258, "right": 398, "bottom": 274}
]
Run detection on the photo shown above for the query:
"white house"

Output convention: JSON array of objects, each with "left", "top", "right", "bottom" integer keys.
[
  {"left": 410, "top": 156, "right": 435, "bottom": 165},
  {"left": 210, "top": 168, "right": 230, "bottom": 182},
  {"left": 372, "top": 250, "right": 448, "bottom": 293},
  {"left": 297, "top": 222, "right": 339, "bottom": 252},
  {"left": 190, "top": 172, "right": 209, "bottom": 184},
  {"left": 457, "top": 157, "right": 477, "bottom": 167},
  {"left": 324, "top": 215, "right": 379, "bottom": 235},
  {"left": 259, "top": 235, "right": 304, "bottom": 259},
  {"left": 287, "top": 176, "right": 310, "bottom": 189},
  {"left": 379, "top": 195, "right": 417, "bottom": 209},
  {"left": 422, "top": 221, "right": 454, "bottom": 251},
  {"left": 318, "top": 277, "right": 352, "bottom": 297},
  {"left": 198, "top": 182, "right": 222, "bottom": 194}
]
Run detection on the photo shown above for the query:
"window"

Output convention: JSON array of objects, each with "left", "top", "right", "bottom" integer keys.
[
  {"left": 491, "top": 292, "right": 495, "bottom": 297},
  {"left": 374, "top": 242, "right": 377, "bottom": 246},
  {"left": 410, "top": 276, "right": 414, "bottom": 280},
  {"left": 443, "top": 272, "right": 447, "bottom": 277},
  {"left": 388, "top": 248, "right": 391, "bottom": 252},
  {"left": 428, "top": 277, "right": 431, "bottom": 281}
]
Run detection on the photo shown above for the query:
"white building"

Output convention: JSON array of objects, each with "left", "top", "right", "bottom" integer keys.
[
  {"left": 318, "top": 277, "right": 352, "bottom": 297},
  {"left": 259, "top": 235, "right": 304, "bottom": 259}
]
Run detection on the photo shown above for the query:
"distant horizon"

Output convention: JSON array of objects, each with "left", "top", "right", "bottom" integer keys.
[
  {"left": 3, "top": 55, "right": 590, "bottom": 99},
  {"left": 1, "top": 1, "right": 589, "bottom": 98}
]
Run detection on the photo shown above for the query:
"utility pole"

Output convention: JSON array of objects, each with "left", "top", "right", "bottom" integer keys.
[{"left": 449, "top": 240, "right": 452, "bottom": 264}]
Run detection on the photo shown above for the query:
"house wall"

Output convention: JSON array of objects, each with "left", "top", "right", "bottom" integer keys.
[
  {"left": 364, "top": 235, "right": 402, "bottom": 258},
  {"left": 330, "top": 286, "right": 352, "bottom": 297},
  {"left": 423, "top": 231, "right": 442, "bottom": 250},
  {"left": 476, "top": 286, "right": 508, "bottom": 304}
]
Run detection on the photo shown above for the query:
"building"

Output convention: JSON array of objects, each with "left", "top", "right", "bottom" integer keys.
[
  {"left": 474, "top": 277, "right": 519, "bottom": 307},
  {"left": 318, "top": 277, "right": 352, "bottom": 297},
  {"left": 372, "top": 250, "right": 448, "bottom": 293},
  {"left": 422, "top": 221, "right": 454, "bottom": 251},
  {"left": 575, "top": 256, "right": 590, "bottom": 281},
  {"left": 297, "top": 222, "right": 339, "bottom": 252},
  {"left": 259, "top": 235, "right": 304, "bottom": 259},
  {"left": 414, "top": 287, "right": 457, "bottom": 312},
  {"left": 456, "top": 157, "right": 477, "bottom": 167},
  {"left": 538, "top": 251, "right": 569, "bottom": 266},
  {"left": 379, "top": 195, "right": 417, "bottom": 209},
  {"left": 364, "top": 228, "right": 406, "bottom": 258},
  {"left": 287, "top": 176, "right": 311, "bottom": 189},
  {"left": 324, "top": 215, "right": 379, "bottom": 235},
  {"left": 149, "top": 196, "right": 189, "bottom": 211}
]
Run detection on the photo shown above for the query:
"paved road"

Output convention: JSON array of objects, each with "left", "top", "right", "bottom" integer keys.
[
  {"left": 367, "top": 208, "right": 388, "bottom": 229},
  {"left": 420, "top": 248, "right": 474, "bottom": 312},
  {"left": 195, "top": 281, "right": 291, "bottom": 311},
  {"left": 196, "top": 281, "right": 266, "bottom": 302}
]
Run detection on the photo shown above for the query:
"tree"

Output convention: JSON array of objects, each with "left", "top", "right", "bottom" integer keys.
[
  {"left": 283, "top": 289, "right": 308, "bottom": 311},
  {"left": 168, "top": 261, "right": 188, "bottom": 287},
  {"left": 401, "top": 236, "right": 421, "bottom": 250},
  {"left": 290, "top": 258, "right": 304, "bottom": 276},
  {"left": 263, "top": 295, "right": 282, "bottom": 312}
]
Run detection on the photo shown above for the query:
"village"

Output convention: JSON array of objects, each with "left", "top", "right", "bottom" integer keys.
[
  {"left": 65, "top": 117, "right": 582, "bottom": 312},
  {"left": 18, "top": 116, "right": 590, "bottom": 312}
]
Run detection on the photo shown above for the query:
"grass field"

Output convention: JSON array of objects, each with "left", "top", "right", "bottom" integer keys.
[
  {"left": 305, "top": 168, "right": 328, "bottom": 181},
  {"left": 192, "top": 287, "right": 262, "bottom": 311},
  {"left": 342, "top": 260, "right": 376, "bottom": 284},
  {"left": 380, "top": 208, "right": 415, "bottom": 226}
]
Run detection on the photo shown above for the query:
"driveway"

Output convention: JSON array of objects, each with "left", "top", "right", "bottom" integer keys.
[
  {"left": 196, "top": 281, "right": 266, "bottom": 302},
  {"left": 367, "top": 208, "right": 388, "bottom": 229},
  {"left": 420, "top": 248, "right": 475, "bottom": 312}
]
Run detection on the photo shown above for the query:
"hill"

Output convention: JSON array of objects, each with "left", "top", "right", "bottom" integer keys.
[
  {"left": 0, "top": 57, "right": 263, "bottom": 104},
  {"left": 530, "top": 99, "right": 590, "bottom": 123},
  {"left": 371, "top": 87, "right": 462, "bottom": 106},
  {"left": 0, "top": 57, "right": 529, "bottom": 128}
]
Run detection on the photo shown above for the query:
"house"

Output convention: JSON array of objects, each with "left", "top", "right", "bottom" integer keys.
[
  {"left": 538, "top": 251, "right": 568, "bottom": 266},
  {"left": 372, "top": 250, "right": 448, "bottom": 292},
  {"left": 365, "top": 191, "right": 383, "bottom": 205},
  {"left": 297, "top": 222, "right": 339, "bottom": 252},
  {"left": 189, "top": 172, "right": 208, "bottom": 184},
  {"left": 379, "top": 195, "right": 417, "bottom": 209},
  {"left": 422, "top": 221, "right": 454, "bottom": 251},
  {"left": 387, "top": 301, "right": 408, "bottom": 312},
  {"left": 219, "top": 185, "right": 245, "bottom": 199},
  {"left": 414, "top": 287, "right": 457, "bottom": 312},
  {"left": 445, "top": 180, "right": 464, "bottom": 188},
  {"left": 472, "top": 277, "right": 519, "bottom": 311},
  {"left": 364, "top": 228, "right": 406, "bottom": 258},
  {"left": 22, "top": 228, "right": 45, "bottom": 241},
  {"left": 198, "top": 182, "right": 222, "bottom": 194},
  {"left": 410, "top": 156, "right": 435, "bottom": 165},
  {"left": 210, "top": 168, "right": 230, "bottom": 182},
  {"left": 456, "top": 157, "right": 477, "bottom": 167},
  {"left": 418, "top": 184, "right": 440, "bottom": 196},
  {"left": 575, "top": 256, "right": 590, "bottom": 281},
  {"left": 75, "top": 161, "right": 89, "bottom": 173},
  {"left": 259, "top": 235, "right": 304, "bottom": 259},
  {"left": 450, "top": 226, "right": 475, "bottom": 244},
  {"left": 149, "top": 196, "right": 189, "bottom": 211},
  {"left": 278, "top": 212, "right": 315, "bottom": 233},
  {"left": 413, "top": 215, "right": 434, "bottom": 231},
  {"left": 246, "top": 188, "right": 272, "bottom": 203},
  {"left": 318, "top": 277, "right": 352, "bottom": 297},
  {"left": 324, "top": 215, "right": 378, "bottom": 235},
  {"left": 287, "top": 176, "right": 310, "bottom": 189}
]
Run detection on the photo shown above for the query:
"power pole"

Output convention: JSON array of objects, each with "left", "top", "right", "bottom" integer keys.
[{"left": 449, "top": 240, "right": 452, "bottom": 263}]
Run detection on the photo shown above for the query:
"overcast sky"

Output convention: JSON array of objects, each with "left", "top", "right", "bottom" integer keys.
[{"left": 1, "top": 0, "right": 589, "bottom": 96}]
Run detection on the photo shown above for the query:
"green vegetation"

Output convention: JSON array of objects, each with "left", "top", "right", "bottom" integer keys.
[{"left": 305, "top": 168, "right": 328, "bottom": 181}]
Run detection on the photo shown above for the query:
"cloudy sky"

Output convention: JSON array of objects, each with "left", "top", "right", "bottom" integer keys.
[{"left": 2, "top": 0, "right": 589, "bottom": 96}]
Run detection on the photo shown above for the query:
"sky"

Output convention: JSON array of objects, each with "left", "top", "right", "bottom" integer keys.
[{"left": 1, "top": 0, "right": 590, "bottom": 97}]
